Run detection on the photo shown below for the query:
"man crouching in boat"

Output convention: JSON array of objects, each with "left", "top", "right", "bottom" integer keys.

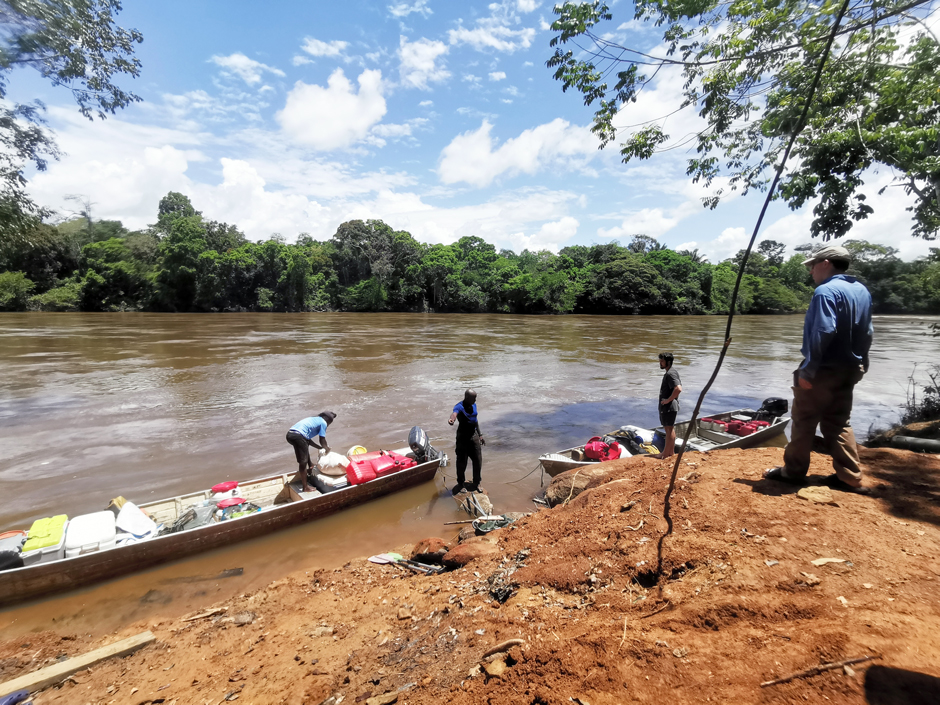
[{"left": 286, "top": 411, "right": 336, "bottom": 492}]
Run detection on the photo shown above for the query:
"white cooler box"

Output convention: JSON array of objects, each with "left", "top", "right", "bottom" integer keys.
[
  {"left": 21, "top": 515, "right": 69, "bottom": 566},
  {"left": 65, "top": 511, "right": 117, "bottom": 558},
  {"left": 313, "top": 473, "right": 349, "bottom": 493}
]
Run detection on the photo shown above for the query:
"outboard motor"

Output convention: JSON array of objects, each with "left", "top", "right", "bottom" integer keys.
[
  {"left": 409, "top": 426, "right": 441, "bottom": 464},
  {"left": 755, "top": 397, "right": 789, "bottom": 421}
]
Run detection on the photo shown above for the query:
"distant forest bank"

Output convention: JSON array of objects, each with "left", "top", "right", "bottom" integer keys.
[{"left": 2, "top": 192, "right": 938, "bottom": 315}]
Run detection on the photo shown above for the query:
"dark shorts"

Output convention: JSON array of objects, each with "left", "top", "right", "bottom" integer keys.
[
  {"left": 286, "top": 430, "right": 319, "bottom": 467},
  {"left": 659, "top": 406, "right": 678, "bottom": 427}
]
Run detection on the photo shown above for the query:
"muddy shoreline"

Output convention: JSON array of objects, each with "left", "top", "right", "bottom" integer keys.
[{"left": 2, "top": 445, "right": 938, "bottom": 704}]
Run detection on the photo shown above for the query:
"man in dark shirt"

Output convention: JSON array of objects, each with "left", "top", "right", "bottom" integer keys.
[
  {"left": 764, "top": 245, "right": 872, "bottom": 492},
  {"left": 658, "top": 353, "right": 682, "bottom": 458},
  {"left": 448, "top": 388, "right": 485, "bottom": 494}
]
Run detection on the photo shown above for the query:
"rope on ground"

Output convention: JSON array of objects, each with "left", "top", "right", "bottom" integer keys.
[
  {"left": 562, "top": 468, "right": 584, "bottom": 506},
  {"left": 655, "top": 0, "right": 855, "bottom": 583}
]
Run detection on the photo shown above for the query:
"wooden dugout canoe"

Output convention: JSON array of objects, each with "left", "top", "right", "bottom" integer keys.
[
  {"left": 538, "top": 408, "right": 790, "bottom": 478},
  {"left": 0, "top": 451, "right": 442, "bottom": 608}
]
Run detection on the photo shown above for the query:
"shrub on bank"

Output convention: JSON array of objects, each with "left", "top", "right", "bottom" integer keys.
[
  {"left": 903, "top": 365, "right": 940, "bottom": 425},
  {"left": 0, "top": 271, "right": 35, "bottom": 310}
]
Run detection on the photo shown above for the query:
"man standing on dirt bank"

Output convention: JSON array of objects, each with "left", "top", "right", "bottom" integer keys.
[
  {"left": 448, "top": 388, "right": 485, "bottom": 494},
  {"left": 764, "top": 245, "right": 873, "bottom": 493},
  {"left": 658, "top": 353, "right": 682, "bottom": 458}
]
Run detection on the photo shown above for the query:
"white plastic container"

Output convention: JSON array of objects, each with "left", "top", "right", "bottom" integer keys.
[
  {"left": 64, "top": 511, "right": 117, "bottom": 558},
  {"left": 21, "top": 519, "right": 70, "bottom": 566},
  {"left": 313, "top": 473, "right": 349, "bottom": 493}
]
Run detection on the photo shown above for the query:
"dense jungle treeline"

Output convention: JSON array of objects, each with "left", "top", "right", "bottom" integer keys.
[{"left": 1, "top": 192, "right": 938, "bottom": 315}]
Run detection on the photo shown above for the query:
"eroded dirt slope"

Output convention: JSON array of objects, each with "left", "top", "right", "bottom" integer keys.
[{"left": 2, "top": 446, "right": 938, "bottom": 704}]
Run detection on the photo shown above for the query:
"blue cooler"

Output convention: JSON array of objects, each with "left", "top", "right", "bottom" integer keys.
[{"left": 652, "top": 431, "right": 666, "bottom": 452}]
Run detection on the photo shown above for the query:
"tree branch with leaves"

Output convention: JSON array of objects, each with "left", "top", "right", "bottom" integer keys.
[
  {"left": 547, "top": 0, "right": 939, "bottom": 240},
  {"left": 1, "top": 0, "right": 143, "bottom": 241}
]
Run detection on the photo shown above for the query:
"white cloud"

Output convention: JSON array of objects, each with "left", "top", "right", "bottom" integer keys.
[
  {"left": 756, "top": 173, "right": 936, "bottom": 262},
  {"left": 292, "top": 55, "right": 313, "bottom": 66},
  {"left": 276, "top": 69, "right": 387, "bottom": 150},
  {"left": 300, "top": 38, "right": 349, "bottom": 58},
  {"left": 209, "top": 53, "right": 285, "bottom": 85},
  {"left": 372, "top": 124, "right": 412, "bottom": 139},
  {"left": 371, "top": 118, "right": 428, "bottom": 139},
  {"left": 449, "top": 24, "right": 536, "bottom": 53},
  {"left": 506, "top": 216, "right": 579, "bottom": 252},
  {"left": 398, "top": 36, "right": 450, "bottom": 89},
  {"left": 664, "top": 171, "right": 936, "bottom": 264},
  {"left": 489, "top": 71, "right": 507, "bottom": 81},
  {"left": 191, "top": 159, "right": 329, "bottom": 238},
  {"left": 419, "top": 100, "right": 433, "bottom": 107},
  {"left": 611, "top": 62, "right": 705, "bottom": 148},
  {"left": 463, "top": 73, "right": 482, "bottom": 85},
  {"left": 701, "top": 226, "right": 749, "bottom": 262},
  {"left": 448, "top": 0, "right": 538, "bottom": 53},
  {"left": 351, "top": 188, "right": 582, "bottom": 249},
  {"left": 438, "top": 118, "right": 596, "bottom": 187},
  {"left": 597, "top": 208, "right": 687, "bottom": 241},
  {"left": 388, "top": 0, "right": 433, "bottom": 18},
  {"left": 161, "top": 89, "right": 240, "bottom": 122},
  {"left": 597, "top": 176, "right": 736, "bottom": 242},
  {"left": 27, "top": 108, "right": 207, "bottom": 228},
  {"left": 615, "top": 19, "right": 657, "bottom": 33}
]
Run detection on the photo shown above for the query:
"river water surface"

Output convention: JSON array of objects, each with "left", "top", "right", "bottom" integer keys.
[{"left": 1, "top": 312, "right": 937, "bottom": 637}]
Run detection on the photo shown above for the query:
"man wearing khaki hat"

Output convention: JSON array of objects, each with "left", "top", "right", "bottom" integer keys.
[{"left": 764, "top": 245, "right": 873, "bottom": 493}]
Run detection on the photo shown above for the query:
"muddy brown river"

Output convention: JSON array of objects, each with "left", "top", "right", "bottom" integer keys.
[{"left": 1, "top": 312, "right": 936, "bottom": 637}]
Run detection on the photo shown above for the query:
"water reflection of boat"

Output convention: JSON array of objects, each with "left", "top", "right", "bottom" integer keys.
[
  {"left": 538, "top": 406, "right": 791, "bottom": 478},
  {"left": 0, "top": 449, "right": 442, "bottom": 608}
]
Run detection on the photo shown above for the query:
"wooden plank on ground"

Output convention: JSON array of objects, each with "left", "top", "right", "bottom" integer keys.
[{"left": 0, "top": 631, "right": 155, "bottom": 697}]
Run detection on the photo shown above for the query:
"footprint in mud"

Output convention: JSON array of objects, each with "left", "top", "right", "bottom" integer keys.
[{"left": 139, "top": 589, "right": 173, "bottom": 605}]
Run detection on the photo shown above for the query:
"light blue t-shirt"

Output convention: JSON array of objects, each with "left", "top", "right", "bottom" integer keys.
[
  {"left": 290, "top": 416, "right": 328, "bottom": 441},
  {"left": 799, "top": 274, "right": 873, "bottom": 379}
]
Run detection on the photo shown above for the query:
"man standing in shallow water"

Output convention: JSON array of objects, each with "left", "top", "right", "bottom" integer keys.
[{"left": 657, "top": 353, "right": 682, "bottom": 458}]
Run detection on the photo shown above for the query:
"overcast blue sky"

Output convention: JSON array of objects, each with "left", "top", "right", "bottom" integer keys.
[{"left": 15, "top": 0, "right": 938, "bottom": 261}]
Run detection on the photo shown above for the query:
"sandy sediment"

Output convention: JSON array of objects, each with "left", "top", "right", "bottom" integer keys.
[{"left": 1, "top": 445, "right": 939, "bottom": 704}]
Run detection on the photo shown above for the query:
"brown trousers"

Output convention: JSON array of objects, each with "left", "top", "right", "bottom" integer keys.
[{"left": 782, "top": 366, "right": 864, "bottom": 487}]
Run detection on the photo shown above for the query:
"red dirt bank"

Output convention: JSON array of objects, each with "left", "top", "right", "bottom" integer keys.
[{"left": 2, "top": 446, "right": 938, "bottom": 704}]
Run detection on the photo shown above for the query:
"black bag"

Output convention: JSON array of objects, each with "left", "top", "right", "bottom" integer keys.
[{"left": 0, "top": 550, "right": 24, "bottom": 572}]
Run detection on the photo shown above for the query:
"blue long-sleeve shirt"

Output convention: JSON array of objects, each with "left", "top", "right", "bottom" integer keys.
[{"left": 799, "top": 274, "right": 873, "bottom": 380}]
